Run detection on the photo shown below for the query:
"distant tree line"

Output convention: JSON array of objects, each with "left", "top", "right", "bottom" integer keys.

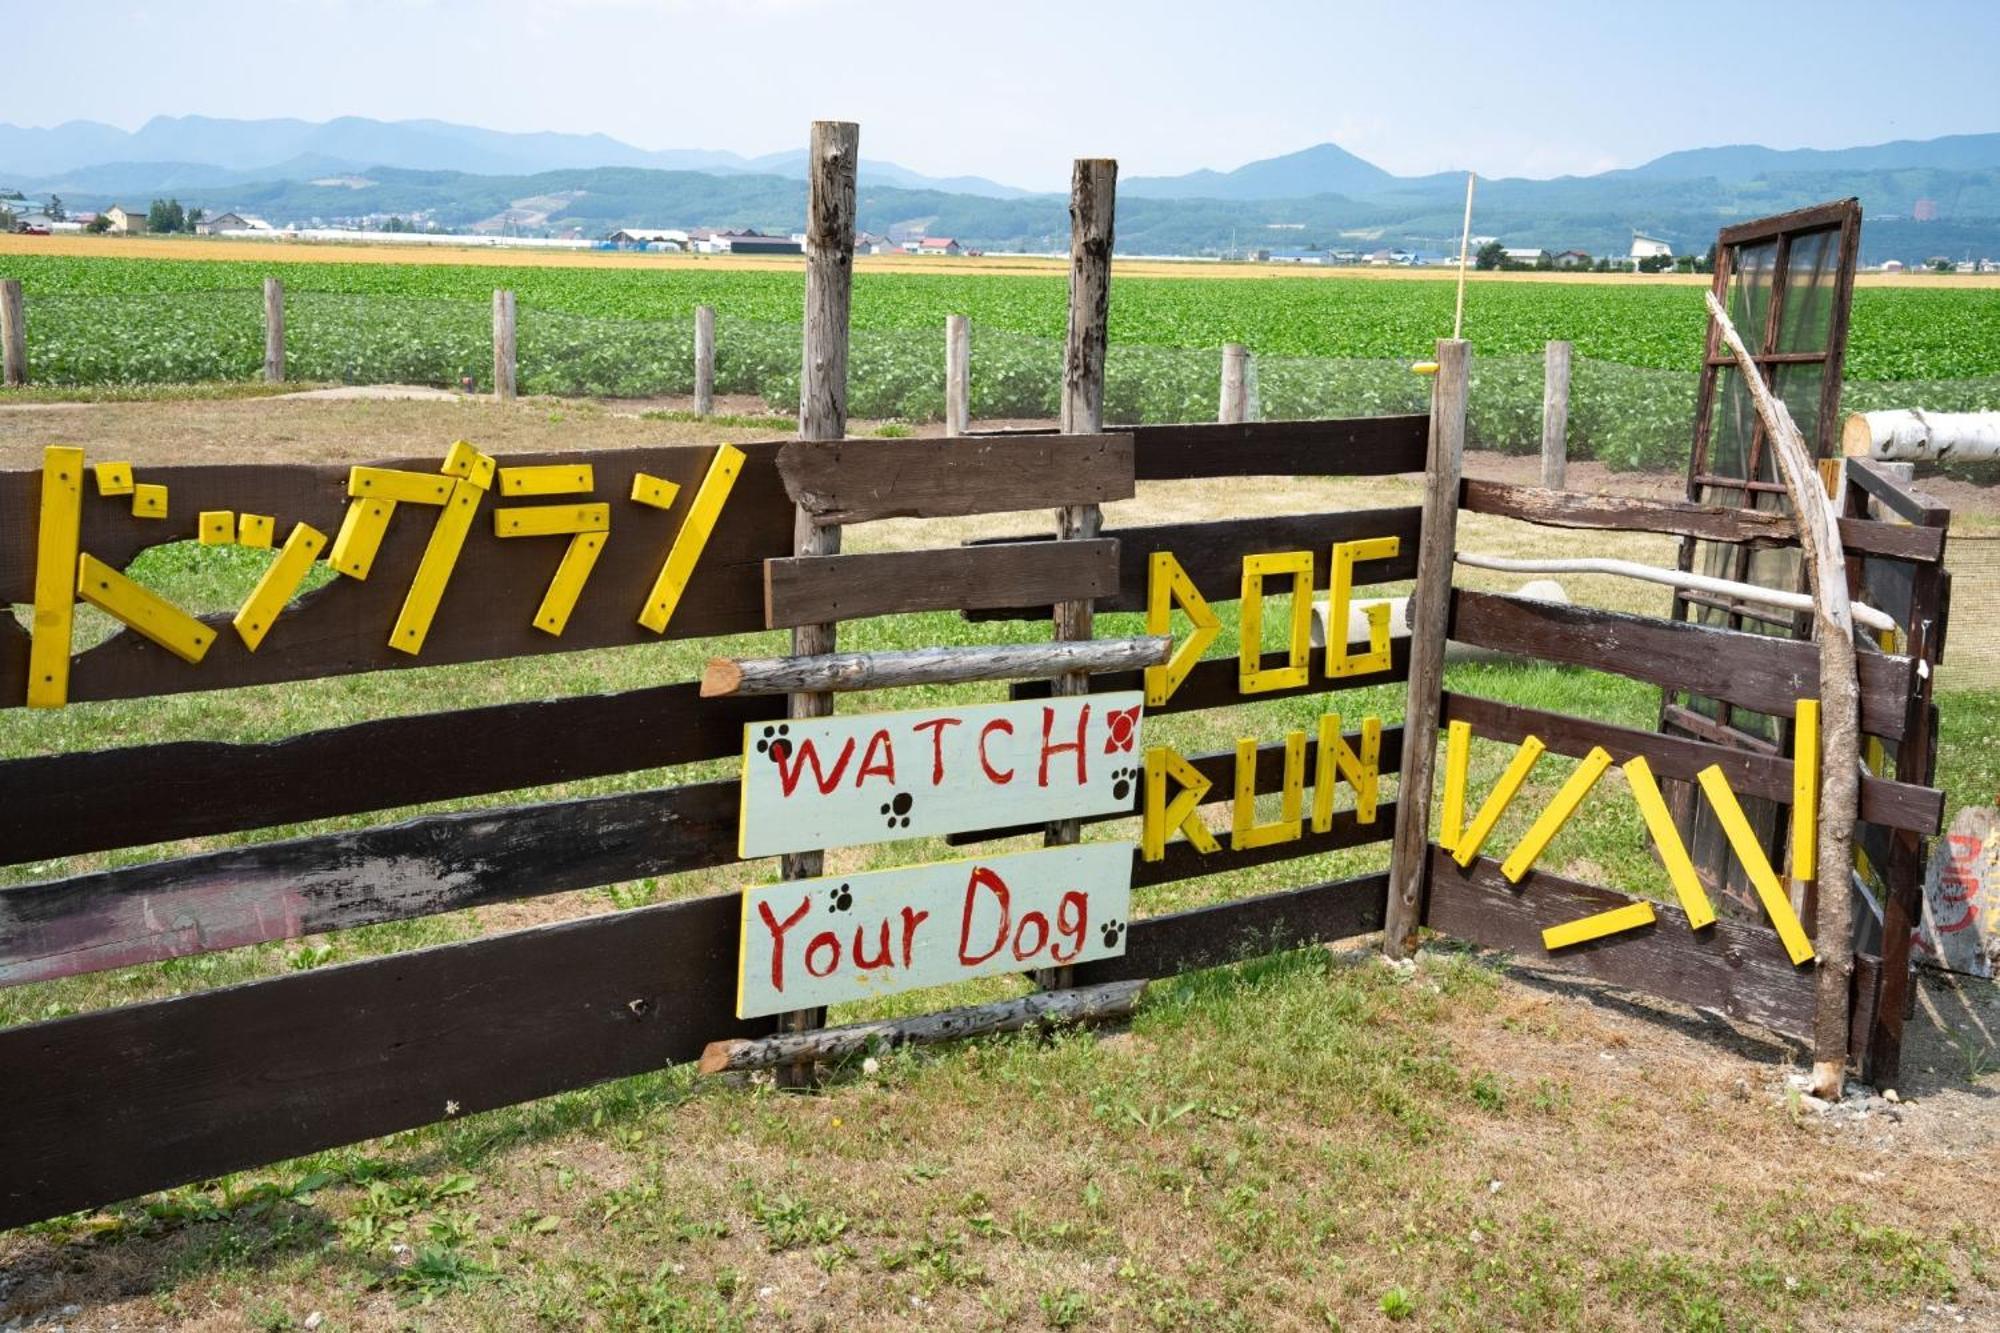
[
  {"left": 1474, "top": 239, "right": 1716, "bottom": 274},
  {"left": 144, "top": 199, "right": 205, "bottom": 233}
]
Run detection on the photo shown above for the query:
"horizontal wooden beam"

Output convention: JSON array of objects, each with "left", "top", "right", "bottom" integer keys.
[
  {"left": 1423, "top": 849, "right": 1815, "bottom": 1040},
  {"left": 698, "top": 979, "right": 1148, "bottom": 1073},
  {"left": 969, "top": 507, "right": 1421, "bottom": 619},
  {"left": 702, "top": 636, "right": 1167, "bottom": 697},
  {"left": 0, "top": 871, "right": 1386, "bottom": 1229},
  {"left": 1448, "top": 590, "right": 1915, "bottom": 741},
  {"left": 764, "top": 539, "right": 1118, "bottom": 628},
  {"left": 1846, "top": 459, "right": 1951, "bottom": 528},
  {"left": 0, "top": 682, "right": 780, "bottom": 866},
  {"left": 1460, "top": 478, "right": 1945, "bottom": 564},
  {"left": 1442, "top": 693, "right": 1941, "bottom": 835},
  {"left": 0, "top": 779, "right": 741, "bottom": 989},
  {"left": 1127, "top": 416, "right": 1429, "bottom": 480},
  {"left": 1014, "top": 638, "right": 1410, "bottom": 716},
  {"left": 776, "top": 434, "right": 1134, "bottom": 524}
]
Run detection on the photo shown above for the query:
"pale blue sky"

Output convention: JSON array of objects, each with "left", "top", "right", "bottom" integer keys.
[{"left": 6, "top": 0, "right": 1998, "bottom": 189}]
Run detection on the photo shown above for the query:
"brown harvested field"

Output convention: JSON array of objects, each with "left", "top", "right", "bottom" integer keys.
[{"left": 6, "top": 231, "right": 1998, "bottom": 286}]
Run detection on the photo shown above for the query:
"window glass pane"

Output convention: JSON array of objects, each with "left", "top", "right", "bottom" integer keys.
[
  {"left": 1705, "top": 366, "right": 1753, "bottom": 480},
  {"left": 1777, "top": 229, "right": 1838, "bottom": 353},
  {"left": 1728, "top": 240, "right": 1778, "bottom": 346}
]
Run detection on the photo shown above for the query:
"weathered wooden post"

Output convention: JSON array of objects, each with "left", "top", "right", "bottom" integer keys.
[
  {"left": 1541, "top": 339, "right": 1571, "bottom": 489},
  {"left": 694, "top": 303, "right": 716, "bottom": 415},
  {"left": 1041, "top": 157, "right": 1116, "bottom": 991},
  {"left": 777, "top": 118, "right": 859, "bottom": 1084},
  {"left": 945, "top": 313, "right": 970, "bottom": 435},
  {"left": 492, "top": 288, "right": 517, "bottom": 401},
  {"left": 1384, "top": 339, "right": 1469, "bottom": 959},
  {"left": 262, "top": 278, "right": 285, "bottom": 384},
  {"left": 1219, "top": 342, "right": 1249, "bottom": 423},
  {"left": 0, "top": 278, "right": 24, "bottom": 388}
]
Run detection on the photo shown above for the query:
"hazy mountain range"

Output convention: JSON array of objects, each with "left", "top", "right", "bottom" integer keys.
[{"left": 5, "top": 115, "right": 1999, "bottom": 263}]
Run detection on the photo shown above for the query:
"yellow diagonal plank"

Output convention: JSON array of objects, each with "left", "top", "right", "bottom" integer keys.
[
  {"left": 1439, "top": 719, "right": 1473, "bottom": 853},
  {"left": 1697, "top": 764, "right": 1816, "bottom": 965},
  {"left": 328, "top": 497, "right": 395, "bottom": 579},
  {"left": 493, "top": 502, "right": 610, "bottom": 539},
  {"left": 348, "top": 466, "right": 452, "bottom": 505},
  {"left": 638, "top": 443, "right": 742, "bottom": 634},
  {"left": 1792, "top": 698, "right": 1820, "bottom": 881},
  {"left": 1144, "top": 550, "right": 1220, "bottom": 708},
  {"left": 1621, "top": 756, "right": 1715, "bottom": 930},
  {"left": 389, "top": 478, "right": 483, "bottom": 656},
  {"left": 234, "top": 522, "right": 329, "bottom": 651},
  {"left": 1452, "top": 736, "right": 1546, "bottom": 868},
  {"left": 1542, "top": 901, "right": 1656, "bottom": 952},
  {"left": 1501, "top": 745, "right": 1613, "bottom": 883},
  {"left": 77, "top": 554, "right": 215, "bottom": 664},
  {"left": 28, "top": 446, "right": 85, "bottom": 708},
  {"left": 499, "top": 463, "right": 594, "bottom": 497},
  {"left": 533, "top": 531, "right": 607, "bottom": 637}
]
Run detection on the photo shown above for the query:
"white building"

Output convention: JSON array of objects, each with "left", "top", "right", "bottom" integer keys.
[{"left": 1629, "top": 232, "right": 1674, "bottom": 261}]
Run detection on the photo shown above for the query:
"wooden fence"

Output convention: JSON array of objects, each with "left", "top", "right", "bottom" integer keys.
[{"left": 0, "top": 136, "right": 1952, "bottom": 1230}]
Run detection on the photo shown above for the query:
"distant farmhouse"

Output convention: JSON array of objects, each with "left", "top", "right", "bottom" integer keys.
[
  {"left": 1629, "top": 232, "right": 1673, "bottom": 261},
  {"left": 195, "top": 212, "right": 273, "bottom": 235},
  {"left": 1502, "top": 247, "right": 1549, "bottom": 267},
  {"left": 606, "top": 227, "right": 689, "bottom": 250},
  {"left": 1553, "top": 249, "right": 1592, "bottom": 269},
  {"left": 904, "top": 236, "right": 963, "bottom": 256},
  {"left": 697, "top": 229, "right": 801, "bottom": 256},
  {"left": 102, "top": 204, "right": 145, "bottom": 234}
]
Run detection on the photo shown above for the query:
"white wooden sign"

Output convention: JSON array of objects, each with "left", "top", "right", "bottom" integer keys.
[
  {"left": 736, "top": 842, "right": 1134, "bottom": 1019},
  {"left": 736, "top": 690, "right": 1145, "bottom": 858}
]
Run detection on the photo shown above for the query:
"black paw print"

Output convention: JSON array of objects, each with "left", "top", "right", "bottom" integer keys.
[
  {"left": 1110, "top": 766, "right": 1137, "bottom": 803},
  {"left": 879, "top": 791, "right": 914, "bottom": 829},
  {"left": 828, "top": 883, "right": 853, "bottom": 913},
  {"left": 754, "top": 723, "right": 791, "bottom": 762},
  {"left": 1100, "top": 920, "right": 1126, "bottom": 948}
]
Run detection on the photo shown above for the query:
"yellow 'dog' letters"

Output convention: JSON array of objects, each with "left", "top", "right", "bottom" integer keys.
[
  {"left": 1325, "top": 536, "right": 1400, "bottom": 678},
  {"left": 1239, "top": 551, "right": 1313, "bottom": 693},
  {"left": 1144, "top": 551, "right": 1219, "bottom": 708}
]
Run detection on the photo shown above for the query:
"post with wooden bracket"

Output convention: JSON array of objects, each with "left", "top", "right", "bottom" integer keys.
[
  {"left": 261, "top": 278, "right": 285, "bottom": 384},
  {"left": 777, "top": 118, "right": 859, "bottom": 1087},
  {"left": 945, "top": 313, "right": 970, "bottom": 435},
  {"left": 1541, "top": 339, "right": 1570, "bottom": 489},
  {"left": 1384, "top": 338, "right": 1469, "bottom": 959},
  {"left": 1219, "top": 342, "right": 1248, "bottom": 423},
  {"left": 694, "top": 304, "right": 716, "bottom": 415},
  {"left": 0, "top": 278, "right": 25, "bottom": 387},
  {"left": 1041, "top": 157, "right": 1117, "bottom": 991},
  {"left": 492, "top": 288, "right": 517, "bottom": 401}
]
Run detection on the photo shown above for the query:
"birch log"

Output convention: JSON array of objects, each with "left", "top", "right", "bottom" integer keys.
[
  {"left": 1842, "top": 409, "right": 2000, "bottom": 462},
  {"left": 698, "top": 980, "right": 1147, "bottom": 1074},
  {"left": 703, "top": 636, "right": 1169, "bottom": 697},
  {"left": 1708, "top": 290, "right": 1859, "bottom": 1099}
]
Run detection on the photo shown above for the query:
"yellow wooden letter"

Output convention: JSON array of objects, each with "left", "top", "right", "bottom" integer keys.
[
  {"left": 1501, "top": 745, "right": 1613, "bottom": 883},
  {"left": 639, "top": 443, "right": 742, "bottom": 634},
  {"left": 1325, "top": 536, "right": 1400, "bottom": 677},
  {"left": 1453, "top": 736, "right": 1546, "bottom": 868},
  {"left": 1791, "top": 698, "right": 1819, "bottom": 882},
  {"left": 77, "top": 554, "right": 214, "bottom": 664},
  {"left": 348, "top": 466, "right": 452, "bottom": 505},
  {"left": 132, "top": 483, "right": 168, "bottom": 520},
  {"left": 1696, "top": 765, "right": 1816, "bottom": 965},
  {"left": 1239, "top": 550, "right": 1314, "bottom": 693},
  {"left": 389, "top": 478, "right": 483, "bottom": 655},
  {"left": 28, "top": 446, "right": 85, "bottom": 708},
  {"left": 237, "top": 513, "right": 276, "bottom": 549},
  {"left": 630, "top": 472, "right": 683, "bottom": 510},
  {"left": 1233, "top": 731, "right": 1306, "bottom": 850},
  {"left": 440, "top": 439, "right": 496, "bottom": 490},
  {"left": 1312, "top": 712, "right": 1382, "bottom": 831},
  {"left": 1621, "top": 755, "right": 1715, "bottom": 930},
  {"left": 1142, "top": 745, "right": 1220, "bottom": 862},
  {"left": 327, "top": 498, "right": 393, "bottom": 578},
  {"left": 534, "top": 532, "right": 606, "bottom": 636},
  {"left": 493, "top": 502, "right": 609, "bottom": 539},
  {"left": 1144, "top": 550, "right": 1220, "bottom": 708},
  {"left": 198, "top": 511, "right": 236, "bottom": 546},
  {"left": 93, "top": 461, "right": 134, "bottom": 496},
  {"left": 1440, "top": 719, "right": 1473, "bottom": 853},
  {"left": 1542, "top": 901, "right": 1657, "bottom": 952},
  {"left": 499, "top": 463, "right": 594, "bottom": 497},
  {"left": 234, "top": 522, "right": 328, "bottom": 650}
]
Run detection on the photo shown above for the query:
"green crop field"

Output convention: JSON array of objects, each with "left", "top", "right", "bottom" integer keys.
[{"left": 5, "top": 253, "right": 2000, "bottom": 468}]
